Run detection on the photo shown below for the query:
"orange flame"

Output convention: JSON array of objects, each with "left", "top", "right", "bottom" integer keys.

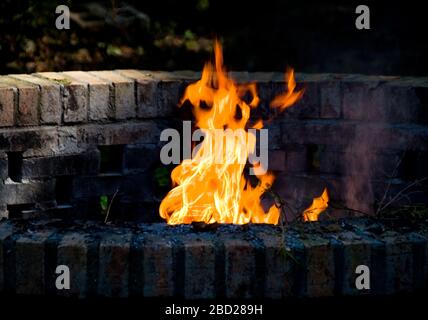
[
  {"left": 270, "top": 69, "right": 305, "bottom": 111},
  {"left": 303, "top": 188, "right": 329, "bottom": 222},
  {"left": 159, "top": 40, "right": 318, "bottom": 225}
]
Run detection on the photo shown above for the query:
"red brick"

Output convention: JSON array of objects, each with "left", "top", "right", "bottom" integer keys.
[
  {"left": 0, "top": 77, "right": 39, "bottom": 126},
  {"left": 15, "top": 231, "right": 53, "bottom": 295},
  {"left": 224, "top": 238, "right": 256, "bottom": 298},
  {"left": 90, "top": 71, "right": 136, "bottom": 120},
  {"left": 57, "top": 233, "right": 89, "bottom": 298},
  {"left": 98, "top": 232, "right": 132, "bottom": 297},
  {"left": 64, "top": 71, "right": 112, "bottom": 121},
  {"left": 183, "top": 237, "right": 216, "bottom": 299},
  {"left": 36, "top": 72, "right": 88, "bottom": 123},
  {"left": 11, "top": 74, "right": 61, "bottom": 124},
  {"left": 0, "top": 83, "right": 15, "bottom": 127},
  {"left": 143, "top": 238, "right": 174, "bottom": 297}
]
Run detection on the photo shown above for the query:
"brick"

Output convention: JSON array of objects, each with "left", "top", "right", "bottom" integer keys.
[
  {"left": 320, "top": 81, "right": 342, "bottom": 119},
  {"left": 57, "top": 233, "right": 89, "bottom": 298},
  {"left": 256, "top": 231, "right": 295, "bottom": 298},
  {"left": 341, "top": 79, "right": 424, "bottom": 123},
  {"left": 71, "top": 175, "right": 122, "bottom": 199},
  {"left": 15, "top": 230, "right": 53, "bottom": 295},
  {"left": 36, "top": 72, "right": 88, "bottom": 123},
  {"left": 143, "top": 238, "right": 174, "bottom": 297},
  {"left": 281, "top": 120, "right": 356, "bottom": 146},
  {"left": 11, "top": 74, "right": 61, "bottom": 124},
  {"left": 183, "top": 237, "right": 216, "bottom": 299},
  {"left": 0, "top": 83, "right": 15, "bottom": 127},
  {"left": 0, "top": 179, "right": 55, "bottom": 205},
  {"left": 22, "top": 151, "right": 99, "bottom": 178},
  {"left": 0, "top": 126, "right": 58, "bottom": 156},
  {"left": 116, "top": 70, "right": 181, "bottom": 118},
  {"left": 278, "top": 81, "right": 319, "bottom": 120},
  {"left": 268, "top": 150, "right": 285, "bottom": 171},
  {"left": 90, "top": 71, "right": 136, "bottom": 120},
  {"left": 0, "top": 222, "right": 15, "bottom": 291},
  {"left": 123, "top": 144, "right": 159, "bottom": 173},
  {"left": 0, "top": 152, "right": 7, "bottom": 180},
  {"left": 265, "top": 123, "right": 282, "bottom": 149},
  {"left": 224, "top": 238, "right": 256, "bottom": 298},
  {"left": 299, "top": 235, "right": 335, "bottom": 297},
  {"left": 98, "top": 232, "right": 132, "bottom": 297},
  {"left": 63, "top": 71, "right": 112, "bottom": 121},
  {"left": 382, "top": 232, "right": 420, "bottom": 294},
  {"left": 0, "top": 77, "right": 39, "bottom": 126},
  {"left": 284, "top": 144, "right": 307, "bottom": 173},
  {"left": 335, "top": 232, "right": 382, "bottom": 295},
  {"left": 77, "top": 122, "right": 162, "bottom": 146}
]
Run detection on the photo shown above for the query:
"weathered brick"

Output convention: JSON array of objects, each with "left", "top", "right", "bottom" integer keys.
[
  {"left": 0, "top": 179, "right": 55, "bottom": 205},
  {"left": 116, "top": 70, "right": 182, "bottom": 118},
  {"left": 57, "top": 233, "right": 89, "bottom": 298},
  {"left": 143, "top": 238, "right": 174, "bottom": 297},
  {"left": 268, "top": 150, "right": 286, "bottom": 171},
  {"left": 381, "top": 232, "right": 422, "bottom": 294},
  {"left": 0, "top": 126, "right": 58, "bottom": 156},
  {"left": 278, "top": 81, "right": 319, "bottom": 120},
  {"left": 183, "top": 236, "right": 216, "bottom": 299},
  {"left": 224, "top": 238, "right": 256, "bottom": 298},
  {"left": 98, "top": 232, "right": 132, "bottom": 297},
  {"left": 0, "top": 221, "right": 15, "bottom": 291},
  {"left": 0, "top": 83, "right": 15, "bottom": 127},
  {"left": 90, "top": 71, "right": 136, "bottom": 120},
  {"left": 63, "top": 71, "right": 112, "bottom": 121},
  {"left": 0, "top": 77, "right": 39, "bottom": 126},
  {"left": 123, "top": 143, "right": 159, "bottom": 173},
  {"left": 299, "top": 235, "right": 335, "bottom": 297},
  {"left": 15, "top": 230, "right": 53, "bottom": 295},
  {"left": 281, "top": 120, "right": 356, "bottom": 146},
  {"left": 335, "top": 232, "right": 382, "bottom": 295},
  {"left": 11, "top": 74, "right": 61, "bottom": 124},
  {"left": 22, "top": 151, "right": 99, "bottom": 178},
  {"left": 116, "top": 70, "right": 157, "bottom": 118},
  {"left": 0, "top": 152, "right": 7, "bottom": 180},
  {"left": 256, "top": 231, "right": 295, "bottom": 298},
  {"left": 284, "top": 144, "right": 307, "bottom": 173},
  {"left": 77, "top": 122, "right": 162, "bottom": 146},
  {"left": 36, "top": 72, "right": 88, "bottom": 123},
  {"left": 320, "top": 81, "right": 342, "bottom": 119}
]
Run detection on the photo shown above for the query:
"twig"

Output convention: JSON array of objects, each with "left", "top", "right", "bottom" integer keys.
[
  {"left": 104, "top": 188, "right": 119, "bottom": 224},
  {"left": 375, "top": 154, "right": 404, "bottom": 216},
  {"left": 377, "top": 176, "right": 428, "bottom": 214}
]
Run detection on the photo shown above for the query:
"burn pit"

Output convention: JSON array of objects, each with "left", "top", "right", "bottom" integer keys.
[{"left": 1, "top": 50, "right": 428, "bottom": 298}]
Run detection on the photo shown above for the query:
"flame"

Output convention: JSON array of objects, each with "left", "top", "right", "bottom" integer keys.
[
  {"left": 270, "top": 68, "right": 305, "bottom": 111},
  {"left": 303, "top": 188, "right": 329, "bottom": 222},
  {"left": 159, "top": 40, "right": 317, "bottom": 225}
]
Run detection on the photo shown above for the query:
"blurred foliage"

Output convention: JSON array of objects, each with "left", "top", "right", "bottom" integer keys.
[
  {"left": 100, "top": 195, "right": 109, "bottom": 213},
  {"left": 0, "top": 0, "right": 213, "bottom": 73},
  {"left": 1, "top": 0, "right": 427, "bottom": 75}
]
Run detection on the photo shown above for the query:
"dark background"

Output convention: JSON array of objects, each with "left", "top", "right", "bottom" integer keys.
[{"left": 0, "top": 0, "right": 427, "bottom": 75}]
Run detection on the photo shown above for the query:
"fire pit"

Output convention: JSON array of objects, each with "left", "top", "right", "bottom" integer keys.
[{"left": 1, "top": 43, "right": 428, "bottom": 299}]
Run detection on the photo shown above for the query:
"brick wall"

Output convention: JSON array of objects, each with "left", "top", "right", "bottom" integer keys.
[
  {"left": 1, "top": 70, "right": 428, "bottom": 220},
  {"left": 0, "top": 219, "right": 427, "bottom": 298}
]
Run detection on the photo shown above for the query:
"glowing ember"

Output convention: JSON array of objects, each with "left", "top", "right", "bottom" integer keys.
[
  {"left": 159, "top": 40, "right": 326, "bottom": 225},
  {"left": 303, "top": 188, "right": 329, "bottom": 222}
]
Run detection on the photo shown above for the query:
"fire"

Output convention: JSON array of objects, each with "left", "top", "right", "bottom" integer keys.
[
  {"left": 303, "top": 188, "right": 329, "bottom": 222},
  {"left": 159, "top": 40, "right": 326, "bottom": 225}
]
